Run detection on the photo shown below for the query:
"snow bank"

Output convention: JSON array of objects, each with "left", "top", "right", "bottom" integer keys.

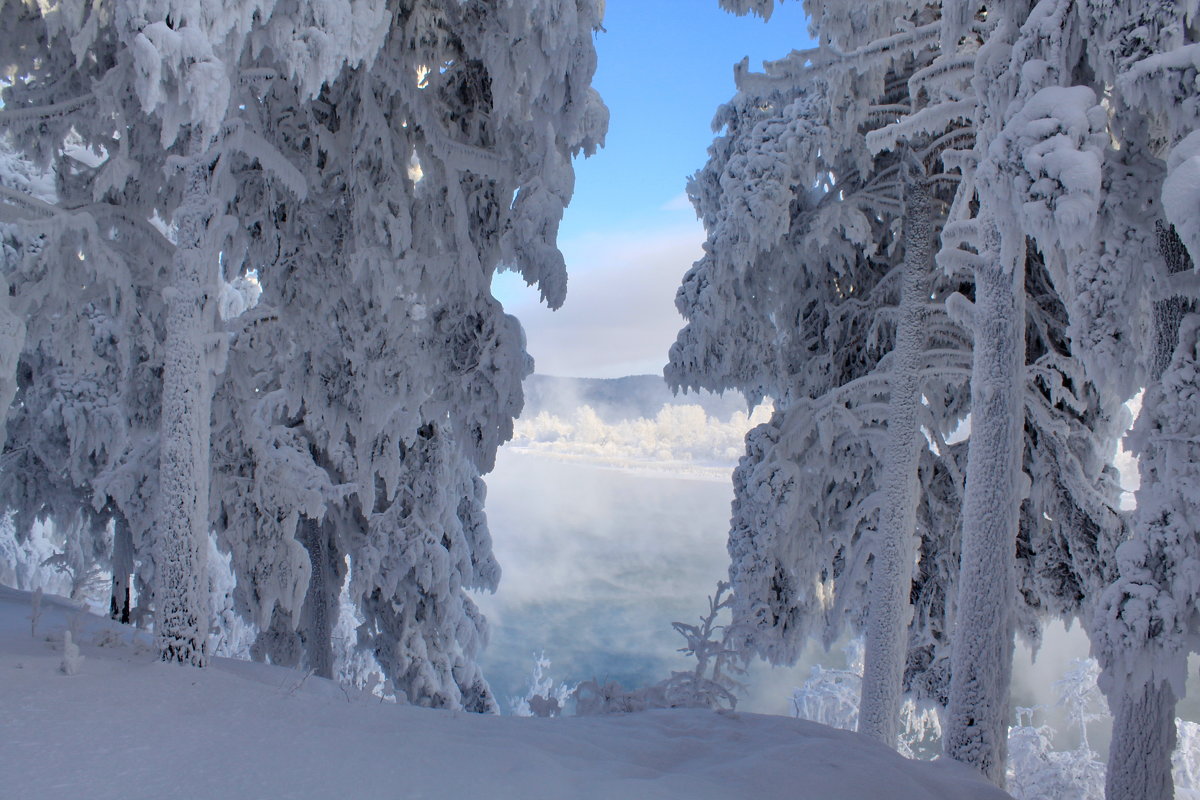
[{"left": 0, "top": 586, "right": 1009, "bottom": 799}]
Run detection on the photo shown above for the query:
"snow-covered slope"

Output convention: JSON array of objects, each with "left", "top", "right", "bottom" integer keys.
[{"left": 0, "top": 586, "right": 1009, "bottom": 800}]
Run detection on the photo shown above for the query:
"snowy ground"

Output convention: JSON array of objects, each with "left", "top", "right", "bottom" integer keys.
[{"left": 0, "top": 586, "right": 1010, "bottom": 800}]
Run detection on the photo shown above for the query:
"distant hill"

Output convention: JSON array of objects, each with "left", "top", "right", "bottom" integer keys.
[{"left": 521, "top": 374, "right": 751, "bottom": 423}]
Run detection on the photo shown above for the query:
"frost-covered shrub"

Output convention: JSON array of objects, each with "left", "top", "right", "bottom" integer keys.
[
  {"left": 0, "top": 518, "right": 75, "bottom": 599},
  {"left": 1005, "top": 658, "right": 1107, "bottom": 798},
  {"left": 60, "top": 630, "right": 83, "bottom": 675},
  {"left": 574, "top": 582, "right": 744, "bottom": 715},
  {"left": 1006, "top": 709, "right": 1105, "bottom": 800},
  {"left": 791, "top": 642, "right": 864, "bottom": 732},
  {"left": 1000, "top": 658, "right": 1200, "bottom": 799},
  {"left": 790, "top": 639, "right": 940, "bottom": 759},
  {"left": 572, "top": 673, "right": 737, "bottom": 716},
  {"left": 206, "top": 535, "right": 255, "bottom": 660},
  {"left": 511, "top": 653, "right": 574, "bottom": 718},
  {"left": 39, "top": 523, "right": 110, "bottom": 609},
  {"left": 1175, "top": 720, "right": 1200, "bottom": 799}
]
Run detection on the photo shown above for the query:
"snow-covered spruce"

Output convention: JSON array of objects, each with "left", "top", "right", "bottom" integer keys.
[
  {"left": 1, "top": 0, "right": 606, "bottom": 693},
  {"left": 673, "top": 0, "right": 976, "bottom": 752},
  {"left": 687, "top": 1, "right": 1141, "bottom": 779},
  {"left": 205, "top": 0, "right": 605, "bottom": 706}
]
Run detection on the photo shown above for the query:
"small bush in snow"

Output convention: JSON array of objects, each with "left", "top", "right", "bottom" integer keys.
[
  {"left": 511, "top": 652, "right": 574, "bottom": 718},
  {"left": 574, "top": 582, "right": 744, "bottom": 715},
  {"left": 60, "top": 630, "right": 83, "bottom": 676}
]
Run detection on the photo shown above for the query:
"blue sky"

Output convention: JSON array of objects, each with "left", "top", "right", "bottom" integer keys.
[{"left": 495, "top": 1, "right": 814, "bottom": 378}]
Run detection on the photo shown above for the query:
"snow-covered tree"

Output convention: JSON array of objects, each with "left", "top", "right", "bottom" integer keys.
[
  {"left": 1, "top": 0, "right": 605, "bottom": 694},
  {"left": 0, "top": 4, "right": 177, "bottom": 629},
  {"left": 790, "top": 638, "right": 943, "bottom": 760},
  {"left": 0, "top": 0, "right": 343, "bottom": 664},
  {"left": 202, "top": 0, "right": 604, "bottom": 708},
  {"left": 671, "top": 0, "right": 986, "bottom": 750},
  {"left": 686, "top": 0, "right": 1157, "bottom": 785},
  {"left": 912, "top": 0, "right": 1137, "bottom": 780},
  {"left": 681, "top": 2, "right": 1138, "bottom": 776},
  {"left": 1094, "top": 308, "right": 1200, "bottom": 800}
]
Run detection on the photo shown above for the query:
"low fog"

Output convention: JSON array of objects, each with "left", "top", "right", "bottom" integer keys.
[{"left": 477, "top": 375, "right": 1161, "bottom": 742}]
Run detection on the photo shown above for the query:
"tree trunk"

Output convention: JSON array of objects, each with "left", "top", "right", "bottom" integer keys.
[
  {"left": 0, "top": 275, "right": 25, "bottom": 450},
  {"left": 154, "top": 136, "right": 217, "bottom": 666},
  {"left": 298, "top": 515, "right": 342, "bottom": 680},
  {"left": 251, "top": 606, "right": 302, "bottom": 668},
  {"left": 1107, "top": 678, "right": 1177, "bottom": 800},
  {"left": 110, "top": 516, "right": 133, "bottom": 624},
  {"left": 1103, "top": 225, "right": 1192, "bottom": 800},
  {"left": 1151, "top": 222, "right": 1194, "bottom": 379},
  {"left": 250, "top": 519, "right": 343, "bottom": 677},
  {"left": 944, "top": 211, "right": 1026, "bottom": 784},
  {"left": 859, "top": 163, "right": 934, "bottom": 746}
]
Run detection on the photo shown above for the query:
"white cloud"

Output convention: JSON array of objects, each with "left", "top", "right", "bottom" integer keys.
[
  {"left": 496, "top": 222, "right": 705, "bottom": 378},
  {"left": 660, "top": 192, "right": 694, "bottom": 212}
]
